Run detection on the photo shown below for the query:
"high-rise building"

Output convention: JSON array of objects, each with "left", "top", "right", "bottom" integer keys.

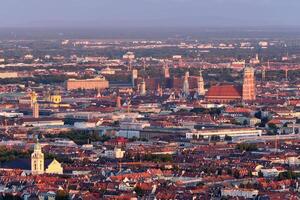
[
  {"left": 242, "top": 67, "right": 256, "bottom": 101},
  {"left": 33, "top": 102, "right": 39, "bottom": 118},
  {"left": 197, "top": 70, "right": 205, "bottom": 96},
  {"left": 31, "top": 141, "right": 44, "bottom": 175}
]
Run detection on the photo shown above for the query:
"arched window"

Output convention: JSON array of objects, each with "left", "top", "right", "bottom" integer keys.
[{"left": 34, "top": 161, "right": 37, "bottom": 170}]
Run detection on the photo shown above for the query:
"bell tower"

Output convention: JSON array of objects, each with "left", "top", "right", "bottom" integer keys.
[
  {"left": 31, "top": 140, "right": 44, "bottom": 175},
  {"left": 242, "top": 67, "right": 256, "bottom": 101},
  {"left": 183, "top": 71, "right": 190, "bottom": 96},
  {"left": 197, "top": 70, "right": 205, "bottom": 96}
]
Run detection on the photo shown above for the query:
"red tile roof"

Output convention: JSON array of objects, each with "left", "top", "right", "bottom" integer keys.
[{"left": 206, "top": 85, "right": 242, "bottom": 99}]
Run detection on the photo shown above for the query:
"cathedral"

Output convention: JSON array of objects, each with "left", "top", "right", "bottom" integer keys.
[{"left": 205, "top": 66, "right": 256, "bottom": 103}]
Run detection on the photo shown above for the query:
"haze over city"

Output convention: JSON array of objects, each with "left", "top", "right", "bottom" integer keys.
[
  {"left": 1, "top": 0, "right": 300, "bottom": 28},
  {"left": 0, "top": 1, "right": 300, "bottom": 200}
]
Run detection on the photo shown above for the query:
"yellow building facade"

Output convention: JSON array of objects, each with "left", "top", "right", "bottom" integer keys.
[
  {"left": 31, "top": 142, "right": 44, "bottom": 175},
  {"left": 45, "top": 159, "right": 63, "bottom": 174},
  {"left": 50, "top": 95, "right": 62, "bottom": 104}
]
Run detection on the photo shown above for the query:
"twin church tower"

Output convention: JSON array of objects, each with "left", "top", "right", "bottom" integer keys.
[{"left": 242, "top": 66, "right": 256, "bottom": 101}]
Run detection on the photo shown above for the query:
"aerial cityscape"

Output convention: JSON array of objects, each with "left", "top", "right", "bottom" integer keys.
[{"left": 0, "top": 1, "right": 300, "bottom": 200}]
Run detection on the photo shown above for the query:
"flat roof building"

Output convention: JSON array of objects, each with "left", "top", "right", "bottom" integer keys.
[
  {"left": 66, "top": 77, "right": 109, "bottom": 90},
  {"left": 186, "top": 127, "right": 262, "bottom": 139}
]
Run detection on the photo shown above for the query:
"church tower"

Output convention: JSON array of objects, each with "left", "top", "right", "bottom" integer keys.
[
  {"left": 132, "top": 69, "right": 138, "bottom": 87},
  {"left": 197, "top": 70, "right": 205, "bottom": 96},
  {"left": 116, "top": 96, "right": 122, "bottom": 108},
  {"left": 31, "top": 141, "right": 44, "bottom": 175},
  {"left": 140, "top": 79, "right": 146, "bottom": 96},
  {"left": 33, "top": 102, "right": 39, "bottom": 118},
  {"left": 242, "top": 66, "right": 256, "bottom": 101},
  {"left": 183, "top": 71, "right": 190, "bottom": 96},
  {"left": 29, "top": 91, "right": 37, "bottom": 108},
  {"left": 163, "top": 62, "right": 170, "bottom": 79}
]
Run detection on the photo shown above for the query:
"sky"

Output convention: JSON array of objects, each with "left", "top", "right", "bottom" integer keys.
[{"left": 0, "top": 0, "right": 299, "bottom": 28}]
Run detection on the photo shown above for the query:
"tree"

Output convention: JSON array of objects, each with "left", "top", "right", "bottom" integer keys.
[
  {"left": 211, "top": 135, "right": 220, "bottom": 142},
  {"left": 190, "top": 107, "right": 206, "bottom": 114},
  {"left": 236, "top": 143, "right": 258, "bottom": 152},
  {"left": 233, "top": 170, "right": 240, "bottom": 179},
  {"left": 55, "top": 190, "right": 70, "bottom": 200},
  {"left": 268, "top": 123, "right": 279, "bottom": 135},
  {"left": 277, "top": 170, "right": 299, "bottom": 180},
  {"left": 224, "top": 135, "right": 232, "bottom": 141},
  {"left": 248, "top": 170, "right": 253, "bottom": 177},
  {"left": 134, "top": 186, "right": 145, "bottom": 197},
  {"left": 254, "top": 111, "right": 262, "bottom": 119},
  {"left": 196, "top": 182, "right": 205, "bottom": 187},
  {"left": 1, "top": 194, "right": 22, "bottom": 200},
  {"left": 258, "top": 170, "right": 264, "bottom": 178},
  {"left": 226, "top": 168, "right": 232, "bottom": 175}
]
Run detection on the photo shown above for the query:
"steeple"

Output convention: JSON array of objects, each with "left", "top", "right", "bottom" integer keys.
[
  {"left": 197, "top": 70, "right": 205, "bottom": 96},
  {"left": 132, "top": 69, "right": 138, "bottom": 87},
  {"left": 116, "top": 96, "right": 122, "bottom": 108},
  {"left": 140, "top": 79, "right": 146, "bottom": 96},
  {"left": 29, "top": 91, "right": 37, "bottom": 108},
  {"left": 183, "top": 71, "right": 190, "bottom": 96},
  {"left": 31, "top": 140, "right": 44, "bottom": 175},
  {"left": 163, "top": 62, "right": 170, "bottom": 79},
  {"left": 156, "top": 83, "right": 163, "bottom": 96}
]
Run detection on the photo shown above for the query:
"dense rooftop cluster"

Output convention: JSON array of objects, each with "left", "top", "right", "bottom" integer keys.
[{"left": 0, "top": 37, "right": 299, "bottom": 199}]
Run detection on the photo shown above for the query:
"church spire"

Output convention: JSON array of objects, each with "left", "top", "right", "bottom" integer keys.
[
  {"left": 31, "top": 140, "right": 44, "bottom": 175},
  {"left": 197, "top": 70, "right": 205, "bottom": 96},
  {"left": 183, "top": 71, "right": 190, "bottom": 96}
]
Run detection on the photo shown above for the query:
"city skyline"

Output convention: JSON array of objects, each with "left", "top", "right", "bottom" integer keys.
[{"left": 0, "top": 1, "right": 300, "bottom": 199}]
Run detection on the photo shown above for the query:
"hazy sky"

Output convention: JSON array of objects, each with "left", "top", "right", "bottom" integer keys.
[{"left": 1, "top": 0, "right": 299, "bottom": 27}]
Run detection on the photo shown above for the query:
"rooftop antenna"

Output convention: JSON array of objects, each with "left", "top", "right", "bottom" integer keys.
[
  {"left": 128, "top": 60, "right": 132, "bottom": 71},
  {"left": 143, "top": 58, "right": 146, "bottom": 70},
  {"left": 127, "top": 98, "right": 131, "bottom": 113},
  {"left": 275, "top": 135, "right": 279, "bottom": 153},
  {"left": 262, "top": 65, "right": 266, "bottom": 82},
  {"left": 118, "top": 162, "right": 122, "bottom": 173}
]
